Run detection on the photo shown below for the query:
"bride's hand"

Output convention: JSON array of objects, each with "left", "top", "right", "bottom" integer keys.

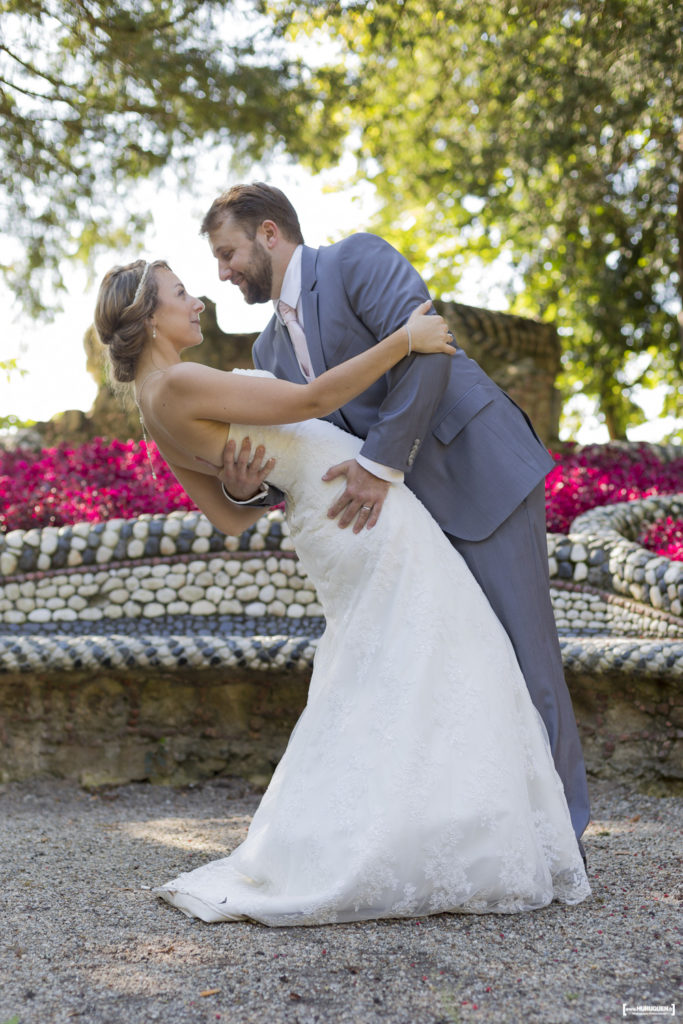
[{"left": 405, "top": 300, "right": 456, "bottom": 355}]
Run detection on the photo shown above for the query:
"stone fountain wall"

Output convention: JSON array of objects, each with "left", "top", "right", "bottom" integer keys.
[{"left": 0, "top": 487, "right": 681, "bottom": 792}]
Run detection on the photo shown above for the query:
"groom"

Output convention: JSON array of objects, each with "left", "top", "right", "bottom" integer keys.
[{"left": 201, "top": 182, "right": 590, "bottom": 843}]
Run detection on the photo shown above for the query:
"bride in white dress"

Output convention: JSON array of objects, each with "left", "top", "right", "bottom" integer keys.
[{"left": 95, "top": 259, "right": 590, "bottom": 926}]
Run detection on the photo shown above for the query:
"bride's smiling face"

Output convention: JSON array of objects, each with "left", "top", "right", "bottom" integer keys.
[{"left": 152, "top": 269, "right": 205, "bottom": 350}]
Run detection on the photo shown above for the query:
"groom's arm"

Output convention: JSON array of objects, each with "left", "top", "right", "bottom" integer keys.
[
  {"left": 321, "top": 234, "right": 452, "bottom": 529},
  {"left": 337, "top": 233, "right": 452, "bottom": 472}
]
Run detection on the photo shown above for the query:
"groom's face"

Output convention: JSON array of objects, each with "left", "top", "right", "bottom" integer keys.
[{"left": 209, "top": 214, "right": 273, "bottom": 304}]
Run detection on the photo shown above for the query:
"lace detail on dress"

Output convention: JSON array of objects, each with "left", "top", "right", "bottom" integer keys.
[{"left": 155, "top": 378, "right": 590, "bottom": 925}]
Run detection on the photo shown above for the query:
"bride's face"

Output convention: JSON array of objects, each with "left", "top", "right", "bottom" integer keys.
[{"left": 152, "top": 269, "right": 205, "bottom": 350}]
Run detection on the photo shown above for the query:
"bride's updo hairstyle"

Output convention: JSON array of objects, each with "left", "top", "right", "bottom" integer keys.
[{"left": 94, "top": 259, "right": 170, "bottom": 382}]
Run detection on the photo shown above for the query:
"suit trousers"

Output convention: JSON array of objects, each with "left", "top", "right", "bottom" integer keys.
[{"left": 448, "top": 481, "right": 591, "bottom": 840}]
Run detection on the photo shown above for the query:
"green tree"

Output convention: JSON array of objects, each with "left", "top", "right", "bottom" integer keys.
[
  {"left": 273, "top": 0, "right": 683, "bottom": 438},
  {"left": 0, "top": 0, "right": 316, "bottom": 314}
]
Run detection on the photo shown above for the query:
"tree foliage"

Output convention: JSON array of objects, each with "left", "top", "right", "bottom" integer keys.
[
  {"left": 271, "top": 0, "right": 683, "bottom": 438},
  {"left": 0, "top": 0, "right": 318, "bottom": 314}
]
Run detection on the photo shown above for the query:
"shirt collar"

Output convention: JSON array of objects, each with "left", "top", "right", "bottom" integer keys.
[{"left": 274, "top": 245, "right": 303, "bottom": 322}]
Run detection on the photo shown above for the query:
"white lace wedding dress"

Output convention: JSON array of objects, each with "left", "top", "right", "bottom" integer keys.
[{"left": 155, "top": 372, "right": 590, "bottom": 925}]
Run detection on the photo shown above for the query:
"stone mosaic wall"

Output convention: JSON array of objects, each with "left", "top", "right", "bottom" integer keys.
[
  {"left": 0, "top": 496, "right": 682, "bottom": 675},
  {"left": 1, "top": 487, "right": 681, "bottom": 788}
]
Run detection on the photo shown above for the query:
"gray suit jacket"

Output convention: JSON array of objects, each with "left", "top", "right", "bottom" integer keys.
[{"left": 253, "top": 233, "right": 554, "bottom": 542}]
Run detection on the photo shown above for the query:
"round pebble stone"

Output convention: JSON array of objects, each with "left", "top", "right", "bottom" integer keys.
[
  {"left": 191, "top": 538, "right": 210, "bottom": 553},
  {"left": 195, "top": 517, "right": 213, "bottom": 537},
  {"left": 67, "top": 550, "right": 83, "bottom": 567},
  {"left": 40, "top": 531, "right": 59, "bottom": 555},
  {"left": 127, "top": 540, "right": 145, "bottom": 558},
  {"left": 190, "top": 600, "right": 217, "bottom": 615},
  {"left": 245, "top": 601, "right": 267, "bottom": 616},
  {"left": 163, "top": 515, "right": 183, "bottom": 537},
  {"left": 167, "top": 601, "right": 190, "bottom": 616},
  {"left": 27, "top": 608, "right": 51, "bottom": 623},
  {"left": 193, "top": 571, "right": 214, "bottom": 587},
  {"left": 287, "top": 603, "right": 305, "bottom": 618},
  {"left": 18, "top": 549, "right": 37, "bottom": 571},
  {"left": 79, "top": 608, "right": 103, "bottom": 621},
  {"left": 0, "top": 553, "right": 18, "bottom": 574},
  {"left": 143, "top": 603, "right": 166, "bottom": 617}
]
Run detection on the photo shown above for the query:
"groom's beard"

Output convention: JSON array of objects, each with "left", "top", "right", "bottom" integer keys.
[{"left": 241, "top": 240, "right": 273, "bottom": 304}]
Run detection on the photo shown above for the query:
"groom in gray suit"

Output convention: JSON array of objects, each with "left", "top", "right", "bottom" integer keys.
[{"left": 201, "top": 182, "right": 590, "bottom": 844}]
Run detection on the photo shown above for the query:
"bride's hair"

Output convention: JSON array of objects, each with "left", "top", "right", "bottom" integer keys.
[{"left": 94, "top": 259, "right": 170, "bottom": 382}]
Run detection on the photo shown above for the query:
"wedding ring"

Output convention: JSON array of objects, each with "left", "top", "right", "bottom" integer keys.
[{"left": 360, "top": 505, "right": 372, "bottom": 512}]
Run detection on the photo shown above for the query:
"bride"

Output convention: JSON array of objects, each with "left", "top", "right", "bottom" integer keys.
[{"left": 95, "top": 258, "right": 590, "bottom": 926}]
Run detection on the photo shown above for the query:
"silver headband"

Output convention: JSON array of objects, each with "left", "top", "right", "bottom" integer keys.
[{"left": 132, "top": 261, "right": 152, "bottom": 304}]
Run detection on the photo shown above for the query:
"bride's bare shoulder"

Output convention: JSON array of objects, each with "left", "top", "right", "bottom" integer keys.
[{"left": 161, "top": 361, "right": 231, "bottom": 394}]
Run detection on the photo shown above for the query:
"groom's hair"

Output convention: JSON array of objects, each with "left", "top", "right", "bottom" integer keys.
[{"left": 201, "top": 183, "right": 304, "bottom": 245}]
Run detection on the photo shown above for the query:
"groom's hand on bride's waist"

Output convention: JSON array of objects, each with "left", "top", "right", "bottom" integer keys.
[{"left": 323, "top": 461, "right": 390, "bottom": 533}]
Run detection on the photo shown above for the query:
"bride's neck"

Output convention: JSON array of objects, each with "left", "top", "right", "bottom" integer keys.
[{"left": 135, "top": 346, "right": 180, "bottom": 395}]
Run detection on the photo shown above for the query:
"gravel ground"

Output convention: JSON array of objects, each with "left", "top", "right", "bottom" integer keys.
[{"left": 0, "top": 777, "right": 680, "bottom": 1024}]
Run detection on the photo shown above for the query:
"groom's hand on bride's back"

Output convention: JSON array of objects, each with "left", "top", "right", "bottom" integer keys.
[
  {"left": 323, "top": 461, "right": 390, "bottom": 533},
  {"left": 205, "top": 437, "right": 275, "bottom": 501}
]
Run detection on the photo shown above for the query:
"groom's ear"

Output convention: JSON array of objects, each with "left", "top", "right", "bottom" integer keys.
[{"left": 258, "top": 219, "right": 280, "bottom": 249}]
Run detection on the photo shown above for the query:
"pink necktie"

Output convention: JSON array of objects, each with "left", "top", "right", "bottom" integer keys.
[{"left": 278, "top": 300, "right": 313, "bottom": 380}]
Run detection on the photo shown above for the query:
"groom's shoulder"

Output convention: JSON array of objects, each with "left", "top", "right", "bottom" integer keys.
[{"left": 319, "top": 232, "right": 403, "bottom": 265}]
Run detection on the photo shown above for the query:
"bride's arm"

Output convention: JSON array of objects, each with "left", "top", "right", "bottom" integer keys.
[
  {"left": 159, "top": 301, "right": 453, "bottom": 430},
  {"left": 161, "top": 456, "right": 268, "bottom": 536}
]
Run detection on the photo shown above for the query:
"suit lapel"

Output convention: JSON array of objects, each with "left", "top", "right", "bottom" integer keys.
[{"left": 300, "top": 246, "right": 326, "bottom": 378}]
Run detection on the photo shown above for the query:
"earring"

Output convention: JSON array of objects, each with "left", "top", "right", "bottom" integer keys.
[{"left": 152, "top": 326, "right": 157, "bottom": 340}]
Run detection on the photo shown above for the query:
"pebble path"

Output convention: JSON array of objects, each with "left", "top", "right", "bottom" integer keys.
[{"left": 0, "top": 777, "right": 680, "bottom": 1024}]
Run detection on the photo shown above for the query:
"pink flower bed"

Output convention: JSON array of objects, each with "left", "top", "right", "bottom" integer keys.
[
  {"left": 637, "top": 517, "right": 683, "bottom": 562},
  {"left": 0, "top": 438, "right": 682, "bottom": 559},
  {"left": 0, "top": 438, "right": 195, "bottom": 533},
  {"left": 546, "top": 443, "right": 682, "bottom": 522}
]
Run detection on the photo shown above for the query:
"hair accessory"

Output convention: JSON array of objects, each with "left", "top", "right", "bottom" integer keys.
[{"left": 132, "top": 261, "right": 152, "bottom": 305}]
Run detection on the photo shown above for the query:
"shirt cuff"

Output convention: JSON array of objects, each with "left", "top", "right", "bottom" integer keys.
[
  {"left": 356, "top": 455, "right": 404, "bottom": 484},
  {"left": 221, "top": 481, "right": 271, "bottom": 506}
]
